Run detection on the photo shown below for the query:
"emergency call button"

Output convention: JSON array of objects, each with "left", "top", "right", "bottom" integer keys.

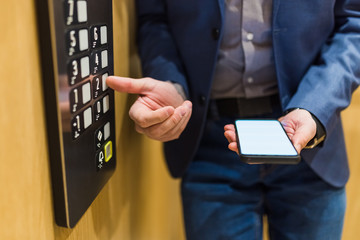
[
  {"left": 104, "top": 141, "right": 113, "bottom": 162},
  {"left": 95, "top": 140, "right": 112, "bottom": 171}
]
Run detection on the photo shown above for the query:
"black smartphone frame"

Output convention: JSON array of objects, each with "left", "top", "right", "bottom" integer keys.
[{"left": 234, "top": 119, "right": 301, "bottom": 164}]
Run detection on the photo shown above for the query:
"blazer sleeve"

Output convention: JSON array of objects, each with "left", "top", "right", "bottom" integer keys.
[
  {"left": 286, "top": 0, "right": 360, "bottom": 134},
  {"left": 135, "top": 0, "right": 190, "bottom": 97}
]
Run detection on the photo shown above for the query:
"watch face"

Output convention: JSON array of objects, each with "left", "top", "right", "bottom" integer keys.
[{"left": 307, "top": 114, "right": 326, "bottom": 149}]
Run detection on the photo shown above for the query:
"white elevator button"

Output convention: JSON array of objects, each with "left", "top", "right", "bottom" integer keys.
[
  {"left": 103, "top": 95, "right": 109, "bottom": 113},
  {"left": 78, "top": 29, "right": 89, "bottom": 51},
  {"left": 101, "top": 50, "right": 108, "bottom": 68},
  {"left": 77, "top": 1, "right": 88, "bottom": 23},
  {"left": 80, "top": 56, "right": 90, "bottom": 78},
  {"left": 102, "top": 73, "right": 109, "bottom": 91},
  {"left": 82, "top": 82, "right": 91, "bottom": 104},
  {"left": 100, "top": 26, "right": 108, "bottom": 45},
  {"left": 83, "top": 107, "right": 92, "bottom": 129},
  {"left": 104, "top": 122, "right": 110, "bottom": 140}
]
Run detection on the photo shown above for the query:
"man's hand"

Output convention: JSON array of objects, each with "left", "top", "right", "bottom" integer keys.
[
  {"left": 278, "top": 109, "right": 316, "bottom": 153},
  {"left": 224, "top": 109, "right": 317, "bottom": 154},
  {"left": 106, "top": 76, "right": 192, "bottom": 142}
]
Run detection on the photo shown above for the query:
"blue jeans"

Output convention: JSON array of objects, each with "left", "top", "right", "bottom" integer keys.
[{"left": 181, "top": 116, "right": 346, "bottom": 240}]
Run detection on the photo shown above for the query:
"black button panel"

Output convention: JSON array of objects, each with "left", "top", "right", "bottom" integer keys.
[
  {"left": 67, "top": 27, "right": 110, "bottom": 138},
  {"left": 90, "top": 50, "right": 101, "bottom": 74},
  {"left": 93, "top": 94, "right": 110, "bottom": 122},
  {"left": 92, "top": 72, "right": 109, "bottom": 99},
  {"left": 67, "top": 56, "right": 90, "bottom": 86},
  {"left": 38, "top": 0, "right": 116, "bottom": 228},
  {"left": 63, "top": 0, "right": 115, "bottom": 171},
  {"left": 90, "top": 25, "right": 108, "bottom": 49},
  {"left": 95, "top": 121, "right": 111, "bottom": 150},
  {"left": 64, "top": 0, "right": 88, "bottom": 26},
  {"left": 71, "top": 106, "right": 93, "bottom": 140},
  {"left": 95, "top": 121, "right": 112, "bottom": 171},
  {"left": 69, "top": 80, "right": 91, "bottom": 113},
  {"left": 66, "top": 28, "right": 89, "bottom": 56}
]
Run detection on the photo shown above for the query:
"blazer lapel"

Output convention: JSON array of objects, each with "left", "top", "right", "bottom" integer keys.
[
  {"left": 272, "top": 0, "right": 281, "bottom": 28},
  {"left": 217, "top": 0, "right": 225, "bottom": 22}
]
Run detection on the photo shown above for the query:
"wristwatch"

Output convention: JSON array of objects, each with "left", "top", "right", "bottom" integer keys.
[
  {"left": 284, "top": 108, "right": 326, "bottom": 149},
  {"left": 305, "top": 113, "right": 326, "bottom": 148}
]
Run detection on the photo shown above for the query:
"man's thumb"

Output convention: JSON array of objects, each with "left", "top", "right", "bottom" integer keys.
[{"left": 291, "top": 131, "right": 310, "bottom": 153}]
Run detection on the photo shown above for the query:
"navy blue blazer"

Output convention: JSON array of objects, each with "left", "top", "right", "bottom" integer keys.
[{"left": 136, "top": 0, "right": 360, "bottom": 187}]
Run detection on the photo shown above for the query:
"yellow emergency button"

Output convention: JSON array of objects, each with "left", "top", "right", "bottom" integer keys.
[{"left": 104, "top": 141, "right": 113, "bottom": 162}]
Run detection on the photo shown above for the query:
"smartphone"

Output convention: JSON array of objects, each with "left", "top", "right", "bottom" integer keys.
[{"left": 234, "top": 119, "right": 301, "bottom": 164}]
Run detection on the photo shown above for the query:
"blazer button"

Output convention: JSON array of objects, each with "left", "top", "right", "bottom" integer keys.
[
  {"left": 212, "top": 28, "right": 220, "bottom": 40},
  {"left": 199, "top": 95, "right": 206, "bottom": 105}
]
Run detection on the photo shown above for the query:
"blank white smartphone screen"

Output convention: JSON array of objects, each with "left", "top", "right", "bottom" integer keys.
[{"left": 235, "top": 120, "right": 298, "bottom": 156}]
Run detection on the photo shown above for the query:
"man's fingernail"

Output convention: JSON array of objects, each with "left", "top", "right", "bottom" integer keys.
[
  {"left": 186, "top": 101, "right": 192, "bottom": 108},
  {"left": 166, "top": 107, "right": 174, "bottom": 116},
  {"left": 180, "top": 107, "right": 187, "bottom": 116}
]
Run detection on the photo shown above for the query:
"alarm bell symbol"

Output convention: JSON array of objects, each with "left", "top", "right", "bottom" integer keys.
[{"left": 97, "top": 131, "right": 103, "bottom": 141}]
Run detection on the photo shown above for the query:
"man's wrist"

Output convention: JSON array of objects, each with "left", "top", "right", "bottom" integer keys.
[{"left": 167, "top": 81, "right": 187, "bottom": 100}]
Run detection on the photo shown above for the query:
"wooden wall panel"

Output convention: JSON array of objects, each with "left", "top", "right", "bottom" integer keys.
[
  {"left": 342, "top": 90, "right": 360, "bottom": 240},
  {"left": 0, "top": 0, "right": 55, "bottom": 239}
]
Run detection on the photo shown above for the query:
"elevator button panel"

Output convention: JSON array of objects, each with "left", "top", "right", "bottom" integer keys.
[{"left": 36, "top": 0, "right": 116, "bottom": 228}]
